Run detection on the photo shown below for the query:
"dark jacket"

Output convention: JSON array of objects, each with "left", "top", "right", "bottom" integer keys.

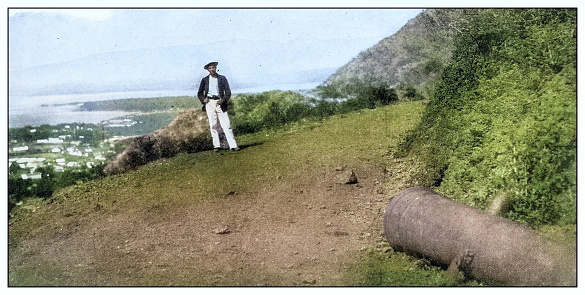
[{"left": 197, "top": 74, "right": 231, "bottom": 112}]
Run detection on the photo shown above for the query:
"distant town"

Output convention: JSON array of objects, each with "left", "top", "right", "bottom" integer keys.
[
  {"left": 8, "top": 96, "right": 198, "bottom": 183},
  {"left": 8, "top": 121, "right": 135, "bottom": 180}
]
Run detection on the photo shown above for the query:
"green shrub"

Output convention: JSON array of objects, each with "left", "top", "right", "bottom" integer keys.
[
  {"left": 8, "top": 163, "right": 107, "bottom": 213},
  {"left": 230, "top": 85, "right": 398, "bottom": 135},
  {"left": 8, "top": 176, "right": 33, "bottom": 211},
  {"left": 315, "top": 84, "right": 345, "bottom": 98},
  {"left": 346, "top": 251, "right": 481, "bottom": 286},
  {"left": 398, "top": 9, "right": 576, "bottom": 227},
  {"left": 231, "top": 90, "right": 313, "bottom": 134},
  {"left": 397, "top": 83, "right": 425, "bottom": 101}
]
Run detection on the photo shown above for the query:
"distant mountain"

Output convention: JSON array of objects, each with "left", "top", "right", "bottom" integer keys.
[
  {"left": 324, "top": 9, "right": 465, "bottom": 97},
  {"left": 9, "top": 34, "right": 384, "bottom": 96}
]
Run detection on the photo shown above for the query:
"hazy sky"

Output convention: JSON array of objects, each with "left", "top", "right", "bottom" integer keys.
[{"left": 9, "top": 8, "right": 423, "bottom": 72}]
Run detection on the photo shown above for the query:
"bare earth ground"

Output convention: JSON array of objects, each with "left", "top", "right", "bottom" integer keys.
[
  {"left": 9, "top": 104, "right": 426, "bottom": 286},
  {"left": 8, "top": 155, "right": 417, "bottom": 286}
]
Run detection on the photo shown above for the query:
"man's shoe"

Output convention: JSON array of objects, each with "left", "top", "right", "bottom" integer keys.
[
  {"left": 213, "top": 148, "right": 220, "bottom": 152},
  {"left": 230, "top": 147, "right": 241, "bottom": 152}
]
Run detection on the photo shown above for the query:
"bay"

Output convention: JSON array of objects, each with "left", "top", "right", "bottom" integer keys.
[{"left": 8, "top": 82, "right": 321, "bottom": 128}]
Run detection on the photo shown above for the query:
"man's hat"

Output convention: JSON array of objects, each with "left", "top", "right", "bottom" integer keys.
[{"left": 204, "top": 61, "right": 218, "bottom": 69}]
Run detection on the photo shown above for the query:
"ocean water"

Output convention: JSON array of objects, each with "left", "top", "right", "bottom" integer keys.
[
  {"left": 8, "top": 82, "right": 321, "bottom": 128},
  {"left": 8, "top": 90, "right": 194, "bottom": 128},
  {"left": 9, "top": 104, "right": 137, "bottom": 128}
]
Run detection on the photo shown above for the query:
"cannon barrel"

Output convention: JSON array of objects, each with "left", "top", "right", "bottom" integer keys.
[{"left": 383, "top": 187, "right": 573, "bottom": 286}]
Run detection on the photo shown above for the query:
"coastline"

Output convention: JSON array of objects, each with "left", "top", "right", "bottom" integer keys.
[{"left": 8, "top": 82, "right": 321, "bottom": 128}]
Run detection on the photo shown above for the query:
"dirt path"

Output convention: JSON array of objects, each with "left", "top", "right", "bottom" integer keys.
[
  {"left": 10, "top": 103, "right": 427, "bottom": 286},
  {"left": 9, "top": 154, "right": 418, "bottom": 286}
]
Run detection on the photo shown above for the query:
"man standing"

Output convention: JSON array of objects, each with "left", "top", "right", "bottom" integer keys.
[{"left": 197, "top": 61, "right": 240, "bottom": 152}]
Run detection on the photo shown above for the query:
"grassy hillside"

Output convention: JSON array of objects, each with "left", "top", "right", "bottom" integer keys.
[
  {"left": 399, "top": 9, "right": 577, "bottom": 228},
  {"left": 10, "top": 101, "right": 477, "bottom": 286},
  {"left": 324, "top": 9, "right": 463, "bottom": 99}
]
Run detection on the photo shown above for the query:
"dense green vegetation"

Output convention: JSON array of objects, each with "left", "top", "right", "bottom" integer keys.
[
  {"left": 398, "top": 9, "right": 577, "bottom": 227},
  {"left": 231, "top": 85, "right": 398, "bottom": 134},
  {"left": 8, "top": 164, "right": 105, "bottom": 211},
  {"left": 347, "top": 250, "right": 481, "bottom": 286}
]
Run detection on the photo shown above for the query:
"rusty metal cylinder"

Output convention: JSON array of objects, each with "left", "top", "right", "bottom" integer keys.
[{"left": 383, "top": 187, "right": 568, "bottom": 286}]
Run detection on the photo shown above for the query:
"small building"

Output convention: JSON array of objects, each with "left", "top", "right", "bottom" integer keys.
[
  {"left": 37, "top": 138, "right": 63, "bottom": 144},
  {"left": 12, "top": 146, "right": 29, "bottom": 152},
  {"left": 66, "top": 147, "right": 82, "bottom": 156},
  {"left": 21, "top": 173, "right": 42, "bottom": 180}
]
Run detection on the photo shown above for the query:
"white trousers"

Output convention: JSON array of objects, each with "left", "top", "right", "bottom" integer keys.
[{"left": 205, "top": 99, "right": 238, "bottom": 149}]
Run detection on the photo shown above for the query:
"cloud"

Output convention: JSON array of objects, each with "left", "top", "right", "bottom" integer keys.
[{"left": 10, "top": 9, "right": 114, "bottom": 21}]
